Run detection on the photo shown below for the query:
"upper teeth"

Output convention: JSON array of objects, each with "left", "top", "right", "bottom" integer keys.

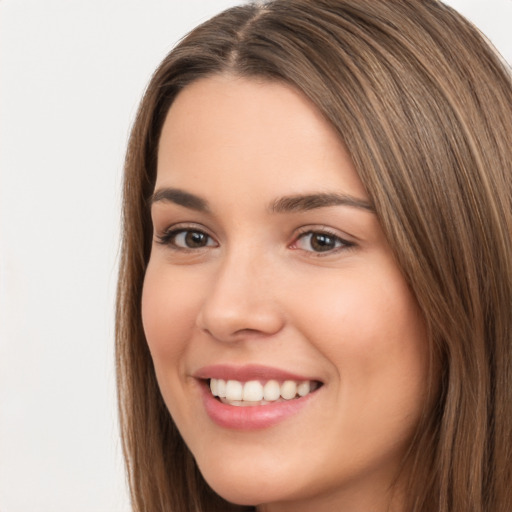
[{"left": 209, "top": 378, "right": 316, "bottom": 404}]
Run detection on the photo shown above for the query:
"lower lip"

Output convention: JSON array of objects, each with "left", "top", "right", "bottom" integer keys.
[{"left": 198, "top": 380, "right": 317, "bottom": 430}]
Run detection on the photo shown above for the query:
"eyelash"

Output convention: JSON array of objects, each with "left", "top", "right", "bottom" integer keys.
[
  {"left": 155, "top": 225, "right": 355, "bottom": 255},
  {"left": 156, "top": 226, "right": 216, "bottom": 251},
  {"left": 291, "top": 228, "right": 355, "bottom": 256}
]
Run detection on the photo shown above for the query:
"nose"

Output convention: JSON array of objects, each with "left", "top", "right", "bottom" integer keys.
[{"left": 196, "top": 250, "right": 285, "bottom": 343}]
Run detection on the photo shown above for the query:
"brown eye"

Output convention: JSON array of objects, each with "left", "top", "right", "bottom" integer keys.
[
  {"left": 309, "top": 233, "right": 338, "bottom": 252},
  {"left": 294, "top": 231, "right": 351, "bottom": 253},
  {"left": 158, "top": 229, "right": 216, "bottom": 249},
  {"left": 181, "top": 230, "right": 210, "bottom": 248}
]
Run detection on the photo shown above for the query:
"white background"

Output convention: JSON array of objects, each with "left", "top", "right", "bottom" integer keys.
[{"left": 0, "top": 1, "right": 510, "bottom": 511}]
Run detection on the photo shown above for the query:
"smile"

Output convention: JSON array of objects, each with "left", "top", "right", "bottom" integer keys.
[
  {"left": 194, "top": 365, "right": 324, "bottom": 429},
  {"left": 210, "top": 378, "right": 320, "bottom": 406}
]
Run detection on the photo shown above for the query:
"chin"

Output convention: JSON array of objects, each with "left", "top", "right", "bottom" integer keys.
[{"left": 196, "top": 456, "right": 302, "bottom": 507}]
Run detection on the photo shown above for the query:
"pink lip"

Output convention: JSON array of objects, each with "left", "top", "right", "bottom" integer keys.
[
  {"left": 193, "top": 365, "right": 322, "bottom": 430},
  {"left": 194, "top": 364, "right": 317, "bottom": 382}
]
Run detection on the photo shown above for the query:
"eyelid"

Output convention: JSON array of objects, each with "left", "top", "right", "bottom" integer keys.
[
  {"left": 154, "top": 222, "right": 356, "bottom": 256},
  {"left": 155, "top": 223, "right": 218, "bottom": 249},
  {"left": 289, "top": 226, "right": 356, "bottom": 255}
]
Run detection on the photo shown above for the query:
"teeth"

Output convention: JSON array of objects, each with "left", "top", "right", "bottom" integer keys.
[
  {"left": 263, "top": 380, "right": 280, "bottom": 401},
  {"left": 209, "top": 378, "right": 318, "bottom": 404},
  {"left": 225, "top": 380, "right": 243, "bottom": 401},
  {"left": 280, "top": 380, "right": 297, "bottom": 400},
  {"left": 297, "top": 381, "right": 310, "bottom": 397},
  {"left": 243, "top": 380, "right": 263, "bottom": 401},
  {"left": 217, "top": 379, "right": 226, "bottom": 398},
  {"left": 210, "top": 378, "right": 218, "bottom": 396}
]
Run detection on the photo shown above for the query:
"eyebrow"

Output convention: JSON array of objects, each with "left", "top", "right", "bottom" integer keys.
[
  {"left": 150, "top": 187, "right": 375, "bottom": 214},
  {"left": 270, "top": 192, "right": 375, "bottom": 213},
  {"left": 150, "top": 188, "right": 210, "bottom": 212}
]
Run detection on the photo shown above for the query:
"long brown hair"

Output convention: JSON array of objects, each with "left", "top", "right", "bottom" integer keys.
[{"left": 116, "top": 1, "right": 512, "bottom": 510}]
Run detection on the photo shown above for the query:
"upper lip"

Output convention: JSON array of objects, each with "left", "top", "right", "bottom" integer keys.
[{"left": 193, "top": 364, "right": 321, "bottom": 383}]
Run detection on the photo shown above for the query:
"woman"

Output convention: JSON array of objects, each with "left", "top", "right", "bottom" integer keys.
[{"left": 116, "top": 1, "right": 512, "bottom": 511}]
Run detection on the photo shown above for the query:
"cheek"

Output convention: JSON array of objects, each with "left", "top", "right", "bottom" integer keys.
[
  {"left": 141, "top": 263, "right": 199, "bottom": 365},
  {"left": 290, "top": 264, "right": 429, "bottom": 405},
  {"left": 302, "top": 262, "right": 425, "bottom": 350}
]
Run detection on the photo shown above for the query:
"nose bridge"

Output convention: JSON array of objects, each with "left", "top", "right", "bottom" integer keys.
[{"left": 197, "top": 243, "right": 283, "bottom": 342}]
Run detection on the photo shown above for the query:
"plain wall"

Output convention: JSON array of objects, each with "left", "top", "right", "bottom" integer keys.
[{"left": 0, "top": 1, "right": 510, "bottom": 511}]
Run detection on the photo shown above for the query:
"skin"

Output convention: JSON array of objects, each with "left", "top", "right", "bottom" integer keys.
[{"left": 142, "top": 74, "right": 429, "bottom": 512}]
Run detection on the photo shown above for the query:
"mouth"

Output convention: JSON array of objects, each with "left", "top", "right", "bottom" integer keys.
[
  {"left": 209, "top": 378, "right": 322, "bottom": 407},
  {"left": 194, "top": 365, "right": 323, "bottom": 429},
  {"left": 193, "top": 364, "right": 324, "bottom": 431}
]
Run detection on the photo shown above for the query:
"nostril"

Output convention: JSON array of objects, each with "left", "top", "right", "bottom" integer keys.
[{"left": 195, "top": 287, "right": 285, "bottom": 343}]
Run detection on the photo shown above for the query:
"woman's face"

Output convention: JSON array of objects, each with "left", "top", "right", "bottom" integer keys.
[{"left": 142, "top": 75, "right": 429, "bottom": 512}]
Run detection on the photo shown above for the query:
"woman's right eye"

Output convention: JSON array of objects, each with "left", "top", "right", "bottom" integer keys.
[{"left": 157, "top": 228, "right": 217, "bottom": 250}]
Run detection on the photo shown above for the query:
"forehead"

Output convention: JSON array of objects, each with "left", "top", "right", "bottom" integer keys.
[{"left": 156, "top": 74, "right": 367, "bottom": 201}]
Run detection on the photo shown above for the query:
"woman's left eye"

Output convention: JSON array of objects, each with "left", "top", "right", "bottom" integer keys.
[{"left": 292, "top": 231, "right": 353, "bottom": 253}]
